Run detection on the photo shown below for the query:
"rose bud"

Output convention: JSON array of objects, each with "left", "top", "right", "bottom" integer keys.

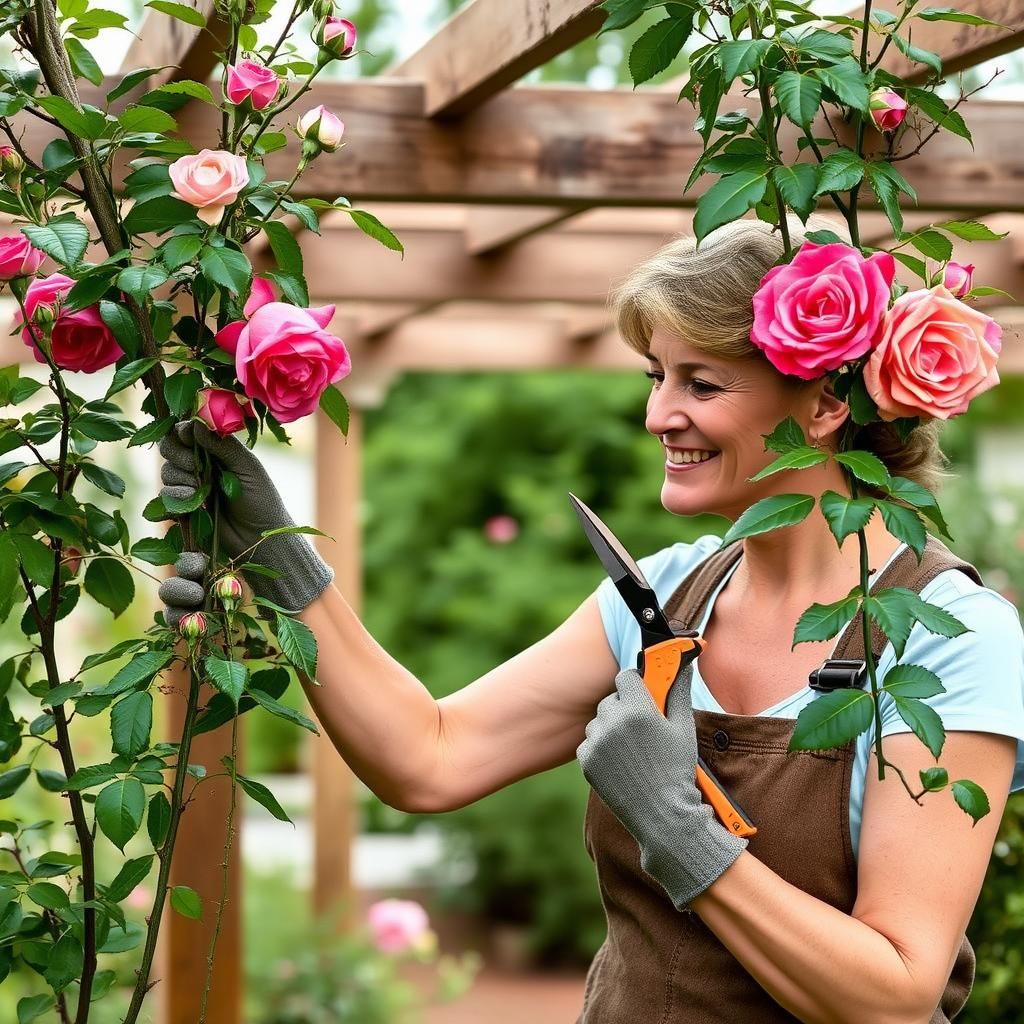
[
  {"left": 312, "top": 0, "right": 334, "bottom": 20},
  {"left": 179, "top": 610, "right": 208, "bottom": 641},
  {"left": 197, "top": 387, "right": 255, "bottom": 436},
  {"left": 315, "top": 16, "right": 357, "bottom": 59},
  {"left": 0, "top": 233, "right": 45, "bottom": 281},
  {"left": 296, "top": 105, "right": 345, "bottom": 155},
  {"left": 0, "top": 145, "right": 23, "bottom": 188},
  {"left": 869, "top": 87, "right": 908, "bottom": 132},
  {"left": 225, "top": 59, "right": 280, "bottom": 111},
  {"left": 32, "top": 300, "right": 58, "bottom": 326},
  {"left": 942, "top": 261, "right": 975, "bottom": 299},
  {"left": 214, "top": 574, "right": 243, "bottom": 613}
]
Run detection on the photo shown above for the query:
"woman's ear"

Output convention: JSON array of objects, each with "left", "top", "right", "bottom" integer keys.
[{"left": 807, "top": 378, "right": 849, "bottom": 449}]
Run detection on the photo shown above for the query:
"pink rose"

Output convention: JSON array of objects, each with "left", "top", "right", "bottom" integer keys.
[
  {"left": 751, "top": 242, "right": 896, "bottom": 379},
  {"left": 869, "top": 88, "right": 908, "bottom": 132},
  {"left": 316, "top": 16, "right": 357, "bottom": 57},
  {"left": 225, "top": 59, "right": 279, "bottom": 111},
  {"left": 0, "top": 232, "right": 45, "bottom": 280},
  {"left": 214, "top": 277, "right": 350, "bottom": 424},
  {"left": 196, "top": 388, "right": 255, "bottom": 436},
  {"left": 296, "top": 105, "right": 345, "bottom": 152},
  {"left": 366, "top": 899, "right": 431, "bottom": 954},
  {"left": 942, "top": 261, "right": 975, "bottom": 299},
  {"left": 169, "top": 150, "right": 249, "bottom": 226},
  {"left": 863, "top": 285, "right": 1001, "bottom": 421},
  {"left": 15, "top": 273, "right": 123, "bottom": 372}
]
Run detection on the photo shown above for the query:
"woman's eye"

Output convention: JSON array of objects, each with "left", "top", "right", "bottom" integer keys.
[
  {"left": 644, "top": 371, "right": 664, "bottom": 387},
  {"left": 691, "top": 379, "right": 719, "bottom": 395}
]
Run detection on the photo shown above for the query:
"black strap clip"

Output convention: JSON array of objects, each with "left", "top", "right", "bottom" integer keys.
[{"left": 808, "top": 659, "right": 868, "bottom": 693}]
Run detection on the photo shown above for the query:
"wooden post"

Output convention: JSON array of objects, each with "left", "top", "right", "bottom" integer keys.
[{"left": 155, "top": 651, "right": 243, "bottom": 1024}]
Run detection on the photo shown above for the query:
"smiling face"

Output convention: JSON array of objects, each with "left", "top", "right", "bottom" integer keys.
[{"left": 644, "top": 326, "right": 832, "bottom": 523}]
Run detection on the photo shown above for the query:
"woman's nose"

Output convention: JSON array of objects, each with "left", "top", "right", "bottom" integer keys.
[{"left": 645, "top": 385, "right": 691, "bottom": 436}]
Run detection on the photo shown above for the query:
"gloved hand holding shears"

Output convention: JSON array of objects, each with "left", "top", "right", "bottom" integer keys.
[{"left": 570, "top": 493, "right": 755, "bottom": 910}]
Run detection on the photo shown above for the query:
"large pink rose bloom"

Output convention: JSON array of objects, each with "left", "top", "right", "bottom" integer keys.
[
  {"left": 0, "top": 232, "right": 45, "bottom": 280},
  {"left": 751, "top": 242, "right": 895, "bottom": 379},
  {"left": 225, "top": 59, "right": 279, "bottom": 110},
  {"left": 214, "top": 277, "right": 350, "bottom": 424},
  {"left": 15, "top": 273, "right": 123, "bottom": 372},
  {"left": 863, "top": 285, "right": 1001, "bottom": 421},
  {"left": 169, "top": 150, "right": 249, "bottom": 226}
]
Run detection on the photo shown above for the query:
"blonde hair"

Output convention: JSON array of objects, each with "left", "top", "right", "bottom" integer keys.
[{"left": 611, "top": 214, "right": 951, "bottom": 498}]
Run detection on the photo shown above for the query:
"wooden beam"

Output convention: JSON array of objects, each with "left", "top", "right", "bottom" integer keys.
[
  {"left": 465, "top": 206, "right": 581, "bottom": 255},
  {"left": 875, "top": 0, "right": 1024, "bottom": 83},
  {"left": 389, "top": 0, "right": 606, "bottom": 118},
  {"left": 117, "top": 0, "right": 228, "bottom": 92}
]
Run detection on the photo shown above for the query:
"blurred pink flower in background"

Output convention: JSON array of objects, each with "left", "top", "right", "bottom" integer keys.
[
  {"left": 125, "top": 886, "right": 152, "bottom": 910},
  {"left": 484, "top": 515, "right": 520, "bottom": 544},
  {"left": 367, "top": 898, "right": 433, "bottom": 954}
]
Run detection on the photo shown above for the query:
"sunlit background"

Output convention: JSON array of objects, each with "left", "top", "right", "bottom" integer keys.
[{"left": 3, "top": 2, "right": 1024, "bottom": 1022}]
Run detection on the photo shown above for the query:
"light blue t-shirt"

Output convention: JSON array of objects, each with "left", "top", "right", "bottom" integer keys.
[{"left": 595, "top": 534, "right": 1024, "bottom": 858}]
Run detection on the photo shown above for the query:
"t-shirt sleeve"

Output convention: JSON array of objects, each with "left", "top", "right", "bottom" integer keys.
[
  {"left": 595, "top": 534, "right": 724, "bottom": 671},
  {"left": 875, "top": 570, "right": 1024, "bottom": 790}
]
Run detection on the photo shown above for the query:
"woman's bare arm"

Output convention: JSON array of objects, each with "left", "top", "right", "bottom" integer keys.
[
  {"left": 691, "top": 730, "right": 1015, "bottom": 1024},
  {"left": 297, "top": 581, "right": 618, "bottom": 812}
]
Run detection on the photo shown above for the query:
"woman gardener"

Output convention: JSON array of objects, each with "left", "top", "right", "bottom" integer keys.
[{"left": 158, "top": 217, "right": 1024, "bottom": 1023}]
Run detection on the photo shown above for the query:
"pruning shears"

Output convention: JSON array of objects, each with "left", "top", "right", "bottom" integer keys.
[{"left": 569, "top": 492, "right": 757, "bottom": 839}]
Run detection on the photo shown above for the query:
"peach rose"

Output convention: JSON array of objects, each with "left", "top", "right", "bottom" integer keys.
[
  {"left": 0, "top": 232, "right": 45, "bottom": 280},
  {"left": 863, "top": 285, "right": 1001, "bottom": 421},
  {"left": 196, "top": 388, "right": 255, "bottom": 436},
  {"left": 225, "top": 59, "right": 279, "bottom": 111},
  {"left": 169, "top": 150, "right": 249, "bottom": 226},
  {"left": 751, "top": 241, "right": 895, "bottom": 379}
]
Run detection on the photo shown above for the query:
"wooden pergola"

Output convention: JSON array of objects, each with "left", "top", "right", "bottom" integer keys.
[{"left": 6, "top": 1, "right": 1024, "bottom": 1019}]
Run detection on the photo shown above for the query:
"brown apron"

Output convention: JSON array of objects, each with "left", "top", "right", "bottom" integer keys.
[{"left": 580, "top": 534, "right": 983, "bottom": 1023}]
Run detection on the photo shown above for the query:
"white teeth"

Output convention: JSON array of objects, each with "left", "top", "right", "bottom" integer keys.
[{"left": 667, "top": 449, "right": 717, "bottom": 465}]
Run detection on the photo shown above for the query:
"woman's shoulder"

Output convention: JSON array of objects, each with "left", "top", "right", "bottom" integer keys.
[
  {"left": 635, "top": 534, "right": 726, "bottom": 601},
  {"left": 919, "top": 564, "right": 1023, "bottom": 641}
]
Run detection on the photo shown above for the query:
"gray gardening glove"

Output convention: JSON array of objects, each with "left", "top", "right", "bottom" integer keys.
[
  {"left": 158, "top": 420, "right": 334, "bottom": 618},
  {"left": 577, "top": 665, "right": 747, "bottom": 910}
]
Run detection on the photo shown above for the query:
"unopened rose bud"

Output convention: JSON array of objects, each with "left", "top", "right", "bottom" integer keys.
[
  {"left": 0, "top": 145, "right": 23, "bottom": 181},
  {"left": 942, "top": 261, "right": 975, "bottom": 299},
  {"left": 869, "top": 87, "right": 908, "bottom": 132},
  {"left": 312, "top": 0, "right": 334, "bottom": 20},
  {"left": 32, "top": 301, "right": 58, "bottom": 326},
  {"left": 296, "top": 105, "right": 345, "bottom": 155},
  {"left": 214, "top": 574, "right": 243, "bottom": 613},
  {"left": 179, "top": 610, "right": 207, "bottom": 642},
  {"left": 315, "top": 16, "right": 357, "bottom": 59}
]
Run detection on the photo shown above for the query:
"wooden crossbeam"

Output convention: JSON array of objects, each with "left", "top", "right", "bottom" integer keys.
[
  {"left": 388, "top": 0, "right": 606, "bottom": 118},
  {"left": 465, "top": 206, "right": 582, "bottom": 254},
  {"left": 117, "top": 0, "right": 227, "bottom": 91}
]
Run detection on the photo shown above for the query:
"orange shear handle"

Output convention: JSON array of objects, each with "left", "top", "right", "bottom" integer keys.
[{"left": 640, "top": 635, "right": 758, "bottom": 839}]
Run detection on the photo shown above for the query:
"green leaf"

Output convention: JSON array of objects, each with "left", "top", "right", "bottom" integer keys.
[
  {"left": 118, "top": 104, "right": 177, "bottom": 135},
  {"left": 790, "top": 688, "right": 874, "bottom": 751},
  {"left": 124, "top": 196, "right": 196, "bottom": 236},
  {"left": 130, "top": 537, "right": 178, "bottom": 566},
  {"left": 110, "top": 691, "right": 153, "bottom": 760},
  {"left": 908, "top": 229, "right": 952, "bottom": 262},
  {"left": 814, "top": 149, "right": 864, "bottom": 197},
  {"left": 936, "top": 219, "right": 1007, "bottom": 242},
  {"left": 238, "top": 773, "right": 293, "bottom": 824},
  {"left": 761, "top": 416, "right": 807, "bottom": 454},
  {"left": 892, "top": 32, "right": 942, "bottom": 79},
  {"left": 84, "top": 557, "right": 135, "bottom": 618},
  {"left": 784, "top": 27, "right": 854, "bottom": 61},
  {"left": 145, "top": 0, "right": 206, "bottom": 26},
  {"left": 34, "top": 95, "right": 106, "bottom": 139},
  {"left": 793, "top": 594, "right": 859, "bottom": 645},
  {"left": 864, "top": 588, "right": 917, "bottom": 659},
  {"left": 170, "top": 884, "right": 202, "bottom": 919},
  {"left": 203, "top": 655, "right": 248, "bottom": 706},
  {"left": 17, "top": 994, "right": 54, "bottom": 1024},
  {"left": 920, "top": 766, "right": 948, "bottom": 791},
  {"left": 95, "top": 777, "right": 146, "bottom": 850},
  {"left": 100, "top": 301, "right": 141, "bottom": 360},
  {"left": 74, "top": 412, "right": 133, "bottom": 441},
  {"left": 883, "top": 476, "right": 952, "bottom": 539},
  {"left": 275, "top": 614, "right": 319, "bottom": 679},
  {"left": 45, "top": 933, "right": 84, "bottom": 991},
  {"left": 717, "top": 38, "right": 772, "bottom": 88},
  {"left": 749, "top": 445, "right": 827, "bottom": 481},
  {"left": 105, "top": 855, "right": 154, "bottom": 903},
  {"left": 904, "top": 86, "right": 970, "bottom": 143},
  {"left": 346, "top": 210, "right": 404, "bottom": 254},
  {"left": 98, "top": 921, "right": 145, "bottom": 954},
  {"left": 877, "top": 499, "right": 927, "bottom": 560},
  {"left": 906, "top": 592, "right": 970, "bottom": 641},
  {"left": 22, "top": 218, "right": 89, "bottom": 268},
  {"left": 771, "top": 163, "right": 819, "bottom": 222},
  {"left": 0, "top": 764, "right": 31, "bottom": 798},
  {"left": 147, "top": 792, "right": 171, "bottom": 848},
  {"left": 893, "top": 696, "right": 944, "bottom": 758},
  {"left": 628, "top": 9, "right": 694, "bottom": 86},
  {"left": 891, "top": 251, "right": 928, "bottom": 283},
  {"left": 819, "top": 490, "right": 876, "bottom": 544},
  {"left": 883, "top": 663, "right": 945, "bottom": 699},
  {"left": 199, "top": 245, "right": 252, "bottom": 295},
  {"left": 27, "top": 882, "right": 69, "bottom": 911},
  {"left": 775, "top": 70, "right": 822, "bottom": 127},
  {"left": 106, "top": 65, "right": 173, "bottom": 103},
  {"left": 159, "top": 234, "right": 203, "bottom": 270},
  {"left": 129, "top": 416, "right": 175, "bottom": 449},
  {"left": 952, "top": 779, "right": 990, "bottom": 824},
  {"left": 813, "top": 58, "right": 870, "bottom": 112},
  {"left": 36, "top": 768, "right": 68, "bottom": 792},
  {"left": 105, "top": 357, "right": 160, "bottom": 400},
  {"left": 916, "top": 6, "right": 1002, "bottom": 26},
  {"left": 164, "top": 369, "right": 203, "bottom": 417},
  {"left": 693, "top": 170, "right": 768, "bottom": 244},
  {"left": 65, "top": 37, "right": 102, "bottom": 86},
  {"left": 720, "top": 493, "right": 815, "bottom": 546},
  {"left": 834, "top": 449, "right": 891, "bottom": 488},
  {"left": 66, "top": 762, "right": 119, "bottom": 791},
  {"left": 318, "top": 385, "right": 349, "bottom": 436},
  {"left": 116, "top": 265, "right": 169, "bottom": 302},
  {"left": 249, "top": 688, "right": 319, "bottom": 735},
  {"left": 90, "top": 650, "right": 174, "bottom": 698},
  {"left": 599, "top": 0, "right": 669, "bottom": 33},
  {"left": 139, "top": 80, "right": 216, "bottom": 112}
]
